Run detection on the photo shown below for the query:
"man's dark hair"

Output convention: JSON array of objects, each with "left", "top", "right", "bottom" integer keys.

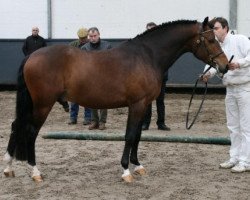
[
  {"left": 88, "top": 27, "right": 99, "bottom": 33},
  {"left": 214, "top": 17, "right": 229, "bottom": 33}
]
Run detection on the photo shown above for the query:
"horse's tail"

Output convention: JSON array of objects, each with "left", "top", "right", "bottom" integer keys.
[{"left": 14, "top": 56, "right": 34, "bottom": 161}]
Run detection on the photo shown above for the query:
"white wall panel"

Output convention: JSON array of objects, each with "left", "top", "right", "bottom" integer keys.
[
  {"left": 237, "top": 0, "right": 250, "bottom": 36},
  {"left": 1, "top": 0, "right": 249, "bottom": 39},
  {"left": 52, "top": 0, "right": 229, "bottom": 39},
  {"left": 0, "top": 0, "right": 47, "bottom": 38}
]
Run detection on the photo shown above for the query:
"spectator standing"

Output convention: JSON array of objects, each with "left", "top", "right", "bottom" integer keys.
[
  {"left": 22, "top": 27, "right": 70, "bottom": 112},
  {"left": 22, "top": 27, "right": 46, "bottom": 56},
  {"left": 81, "top": 27, "right": 112, "bottom": 130},
  {"left": 68, "top": 27, "right": 92, "bottom": 125}
]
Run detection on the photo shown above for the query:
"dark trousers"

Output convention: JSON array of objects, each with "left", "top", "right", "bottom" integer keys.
[
  {"left": 91, "top": 109, "right": 107, "bottom": 123},
  {"left": 143, "top": 81, "right": 166, "bottom": 126}
]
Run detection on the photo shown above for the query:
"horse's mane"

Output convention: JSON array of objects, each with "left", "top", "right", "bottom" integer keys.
[{"left": 133, "top": 19, "right": 198, "bottom": 40}]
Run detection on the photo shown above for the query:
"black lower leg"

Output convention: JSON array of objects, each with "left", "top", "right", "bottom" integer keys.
[
  {"left": 130, "top": 140, "right": 140, "bottom": 166},
  {"left": 28, "top": 134, "right": 37, "bottom": 166},
  {"left": 121, "top": 142, "right": 131, "bottom": 169},
  {"left": 6, "top": 120, "right": 17, "bottom": 157},
  {"left": 130, "top": 120, "right": 142, "bottom": 166},
  {"left": 27, "top": 140, "right": 36, "bottom": 166},
  {"left": 27, "top": 128, "right": 38, "bottom": 166}
]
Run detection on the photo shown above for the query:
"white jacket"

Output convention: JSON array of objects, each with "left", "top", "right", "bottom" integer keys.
[{"left": 205, "top": 33, "right": 250, "bottom": 86}]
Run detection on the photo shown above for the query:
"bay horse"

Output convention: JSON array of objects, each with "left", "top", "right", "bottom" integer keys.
[{"left": 3, "top": 17, "right": 228, "bottom": 183}]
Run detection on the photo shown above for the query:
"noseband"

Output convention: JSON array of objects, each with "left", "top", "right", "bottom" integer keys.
[{"left": 194, "top": 29, "right": 224, "bottom": 67}]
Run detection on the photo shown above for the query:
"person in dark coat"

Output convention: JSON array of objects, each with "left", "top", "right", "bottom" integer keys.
[
  {"left": 142, "top": 22, "right": 171, "bottom": 131},
  {"left": 22, "top": 27, "right": 47, "bottom": 56}
]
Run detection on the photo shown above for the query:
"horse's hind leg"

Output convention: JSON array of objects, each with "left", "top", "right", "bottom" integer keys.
[
  {"left": 3, "top": 104, "right": 52, "bottom": 182},
  {"left": 3, "top": 120, "right": 17, "bottom": 177},
  {"left": 3, "top": 151, "right": 15, "bottom": 177},
  {"left": 26, "top": 105, "right": 53, "bottom": 182}
]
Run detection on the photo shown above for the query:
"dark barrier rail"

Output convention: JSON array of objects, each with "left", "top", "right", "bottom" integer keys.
[
  {"left": 43, "top": 132, "right": 231, "bottom": 145},
  {"left": 0, "top": 39, "right": 223, "bottom": 87}
]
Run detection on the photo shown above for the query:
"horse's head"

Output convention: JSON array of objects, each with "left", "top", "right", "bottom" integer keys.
[{"left": 192, "top": 17, "right": 228, "bottom": 74}]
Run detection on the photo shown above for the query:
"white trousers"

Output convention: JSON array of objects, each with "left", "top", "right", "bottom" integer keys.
[{"left": 226, "top": 85, "right": 250, "bottom": 165}]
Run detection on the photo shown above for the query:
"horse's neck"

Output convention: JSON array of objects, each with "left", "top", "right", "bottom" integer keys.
[
  {"left": 152, "top": 25, "right": 197, "bottom": 61},
  {"left": 141, "top": 24, "right": 199, "bottom": 68},
  {"left": 119, "top": 23, "right": 199, "bottom": 81}
]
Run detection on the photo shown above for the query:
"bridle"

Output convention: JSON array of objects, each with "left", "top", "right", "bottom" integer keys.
[{"left": 194, "top": 29, "right": 224, "bottom": 68}]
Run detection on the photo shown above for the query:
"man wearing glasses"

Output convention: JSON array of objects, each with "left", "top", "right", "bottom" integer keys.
[
  {"left": 203, "top": 17, "right": 250, "bottom": 173},
  {"left": 22, "top": 27, "right": 47, "bottom": 56}
]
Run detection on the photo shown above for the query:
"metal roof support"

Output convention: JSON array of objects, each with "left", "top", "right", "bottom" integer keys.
[
  {"left": 47, "top": 0, "right": 52, "bottom": 39},
  {"left": 229, "top": 0, "right": 237, "bottom": 32}
]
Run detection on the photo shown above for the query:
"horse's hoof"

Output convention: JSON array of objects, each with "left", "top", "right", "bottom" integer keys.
[
  {"left": 134, "top": 166, "right": 146, "bottom": 175},
  {"left": 4, "top": 170, "right": 15, "bottom": 177},
  {"left": 122, "top": 174, "right": 134, "bottom": 183},
  {"left": 32, "top": 175, "right": 43, "bottom": 183}
]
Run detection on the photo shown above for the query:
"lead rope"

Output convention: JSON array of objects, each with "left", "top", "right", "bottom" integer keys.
[
  {"left": 185, "top": 78, "right": 207, "bottom": 130},
  {"left": 186, "top": 55, "right": 234, "bottom": 130}
]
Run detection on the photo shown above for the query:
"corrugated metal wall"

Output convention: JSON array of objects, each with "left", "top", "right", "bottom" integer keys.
[{"left": 0, "top": 39, "right": 222, "bottom": 87}]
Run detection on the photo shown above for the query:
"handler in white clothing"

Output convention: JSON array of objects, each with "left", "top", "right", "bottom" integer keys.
[{"left": 203, "top": 17, "right": 250, "bottom": 173}]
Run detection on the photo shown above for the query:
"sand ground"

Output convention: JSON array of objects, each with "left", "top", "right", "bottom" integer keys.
[{"left": 0, "top": 91, "right": 249, "bottom": 200}]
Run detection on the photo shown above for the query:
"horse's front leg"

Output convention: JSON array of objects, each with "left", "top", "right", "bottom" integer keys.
[
  {"left": 130, "top": 130, "right": 146, "bottom": 176},
  {"left": 121, "top": 102, "right": 146, "bottom": 182}
]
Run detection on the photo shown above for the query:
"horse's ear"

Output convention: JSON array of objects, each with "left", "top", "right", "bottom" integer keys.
[{"left": 202, "top": 17, "right": 209, "bottom": 27}]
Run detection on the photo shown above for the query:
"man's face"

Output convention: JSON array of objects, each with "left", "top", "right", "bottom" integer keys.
[
  {"left": 213, "top": 22, "right": 227, "bottom": 42},
  {"left": 32, "top": 27, "right": 39, "bottom": 36},
  {"left": 88, "top": 30, "right": 100, "bottom": 43}
]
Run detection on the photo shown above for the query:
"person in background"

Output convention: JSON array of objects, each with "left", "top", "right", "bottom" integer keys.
[
  {"left": 202, "top": 17, "right": 250, "bottom": 173},
  {"left": 22, "top": 27, "right": 70, "bottom": 112},
  {"left": 142, "top": 22, "right": 171, "bottom": 131},
  {"left": 68, "top": 27, "right": 92, "bottom": 125},
  {"left": 22, "top": 27, "right": 46, "bottom": 56},
  {"left": 81, "top": 27, "right": 112, "bottom": 130}
]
